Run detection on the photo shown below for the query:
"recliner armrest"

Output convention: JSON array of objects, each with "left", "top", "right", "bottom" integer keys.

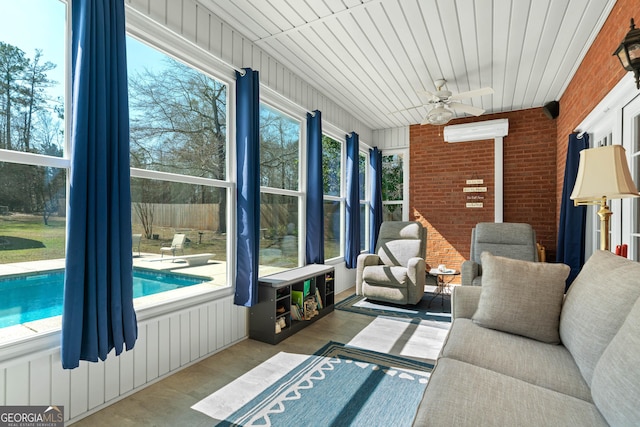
[
  {"left": 406, "top": 257, "right": 427, "bottom": 304},
  {"left": 451, "top": 285, "right": 482, "bottom": 320},
  {"left": 461, "top": 260, "right": 480, "bottom": 286},
  {"left": 356, "top": 253, "right": 381, "bottom": 295}
]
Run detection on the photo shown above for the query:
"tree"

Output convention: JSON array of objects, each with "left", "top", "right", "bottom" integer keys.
[
  {"left": 322, "top": 135, "right": 341, "bottom": 195},
  {"left": 260, "top": 105, "right": 299, "bottom": 190},
  {"left": 128, "top": 59, "right": 228, "bottom": 233},
  {"left": 19, "top": 49, "right": 56, "bottom": 152},
  {"left": 382, "top": 154, "right": 403, "bottom": 201},
  {"left": 134, "top": 202, "right": 154, "bottom": 239},
  {"left": 0, "top": 43, "right": 62, "bottom": 220},
  {"left": 0, "top": 42, "right": 28, "bottom": 150}
]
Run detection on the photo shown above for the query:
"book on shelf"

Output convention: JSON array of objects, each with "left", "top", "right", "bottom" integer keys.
[
  {"left": 291, "top": 303, "right": 303, "bottom": 321},
  {"left": 315, "top": 288, "right": 323, "bottom": 309}
]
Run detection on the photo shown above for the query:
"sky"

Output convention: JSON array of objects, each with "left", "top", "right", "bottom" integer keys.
[{"left": 0, "top": 0, "right": 169, "bottom": 101}]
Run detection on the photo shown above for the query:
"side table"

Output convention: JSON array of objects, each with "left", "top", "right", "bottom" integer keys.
[{"left": 428, "top": 268, "right": 459, "bottom": 305}]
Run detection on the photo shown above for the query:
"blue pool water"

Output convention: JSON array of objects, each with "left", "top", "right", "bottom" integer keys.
[{"left": 0, "top": 269, "right": 209, "bottom": 329}]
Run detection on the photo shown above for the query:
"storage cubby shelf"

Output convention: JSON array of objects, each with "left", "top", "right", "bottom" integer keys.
[{"left": 249, "top": 264, "right": 335, "bottom": 344}]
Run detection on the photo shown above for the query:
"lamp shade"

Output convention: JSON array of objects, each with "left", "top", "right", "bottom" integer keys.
[{"left": 570, "top": 145, "right": 640, "bottom": 202}]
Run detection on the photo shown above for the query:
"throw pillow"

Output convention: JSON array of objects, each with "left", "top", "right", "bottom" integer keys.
[{"left": 472, "top": 252, "right": 570, "bottom": 344}]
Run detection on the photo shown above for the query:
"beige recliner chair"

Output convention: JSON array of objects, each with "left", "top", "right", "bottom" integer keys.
[
  {"left": 356, "top": 221, "right": 427, "bottom": 305},
  {"left": 461, "top": 222, "right": 538, "bottom": 286}
]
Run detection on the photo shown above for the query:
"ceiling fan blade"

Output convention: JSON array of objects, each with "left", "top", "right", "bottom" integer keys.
[
  {"left": 448, "top": 102, "right": 485, "bottom": 116},
  {"left": 450, "top": 87, "right": 494, "bottom": 100}
]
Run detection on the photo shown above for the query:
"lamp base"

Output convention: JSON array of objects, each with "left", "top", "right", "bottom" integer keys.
[{"left": 597, "top": 198, "right": 612, "bottom": 251}]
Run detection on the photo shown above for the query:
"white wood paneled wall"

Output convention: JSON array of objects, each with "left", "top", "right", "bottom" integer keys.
[
  {"left": 372, "top": 127, "right": 410, "bottom": 150},
  {"left": 126, "top": 0, "right": 373, "bottom": 143},
  {"left": 0, "top": 295, "right": 246, "bottom": 423}
]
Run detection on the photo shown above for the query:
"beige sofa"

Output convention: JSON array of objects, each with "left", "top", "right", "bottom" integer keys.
[{"left": 414, "top": 250, "right": 640, "bottom": 426}]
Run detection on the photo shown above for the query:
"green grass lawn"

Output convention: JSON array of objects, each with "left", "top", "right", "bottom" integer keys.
[
  {"left": 1, "top": 214, "right": 331, "bottom": 267},
  {"left": 0, "top": 214, "right": 66, "bottom": 264}
]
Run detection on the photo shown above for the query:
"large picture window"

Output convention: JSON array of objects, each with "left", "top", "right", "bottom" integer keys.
[
  {"left": 0, "top": 10, "right": 234, "bottom": 333},
  {"left": 127, "top": 36, "right": 230, "bottom": 285},
  {"left": 0, "top": 0, "right": 68, "bottom": 332}
]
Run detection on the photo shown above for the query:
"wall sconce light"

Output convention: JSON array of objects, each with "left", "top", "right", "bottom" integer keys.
[{"left": 613, "top": 18, "right": 640, "bottom": 89}]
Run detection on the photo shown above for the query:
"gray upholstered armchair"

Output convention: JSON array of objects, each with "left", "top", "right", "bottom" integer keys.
[
  {"left": 461, "top": 222, "right": 538, "bottom": 286},
  {"left": 356, "top": 221, "right": 427, "bottom": 305}
]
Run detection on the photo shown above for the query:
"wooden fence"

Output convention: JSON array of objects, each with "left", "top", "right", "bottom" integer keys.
[{"left": 131, "top": 202, "right": 297, "bottom": 233}]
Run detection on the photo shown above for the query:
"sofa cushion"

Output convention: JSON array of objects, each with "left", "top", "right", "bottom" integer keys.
[
  {"left": 441, "top": 318, "right": 592, "bottom": 401},
  {"left": 362, "top": 265, "right": 408, "bottom": 287},
  {"left": 560, "top": 250, "right": 640, "bottom": 386},
  {"left": 472, "top": 252, "right": 569, "bottom": 344},
  {"left": 590, "top": 296, "right": 640, "bottom": 426},
  {"left": 413, "top": 358, "right": 608, "bottom": 427}
]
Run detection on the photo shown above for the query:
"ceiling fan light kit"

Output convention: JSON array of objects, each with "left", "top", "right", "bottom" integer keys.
[
  {"left": 423, "top": 104, "right": 454, "bottom": 125},
  {"left": 420, "top": 79, "right": 494, "bottom": 125}
]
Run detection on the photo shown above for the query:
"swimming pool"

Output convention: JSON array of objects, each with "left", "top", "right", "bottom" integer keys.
[{"left": 0, "top": 269, "right": 210, "bottom": 329}]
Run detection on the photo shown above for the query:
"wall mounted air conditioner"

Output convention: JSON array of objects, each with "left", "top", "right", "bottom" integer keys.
[{"left": 444, "top": 119, "right": 509, "bottom": 143}]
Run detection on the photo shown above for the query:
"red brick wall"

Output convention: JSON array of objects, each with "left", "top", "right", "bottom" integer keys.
[
  {"left": 556, "top": 0, "right": 640, "bottom": 226},
  {"left": 410, "top": 108, "right": 557, "bottom": 275}
]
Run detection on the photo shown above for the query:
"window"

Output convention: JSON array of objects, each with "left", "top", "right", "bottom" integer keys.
[
  {"left": 128, "top": 38, "right": 227, "bottom": 181},
  {"left": 359, "top": 151, "right": 369, "bottom": 252},
  {"left": 0, "top": 0, "right": 69, "bottom": 332},
  {"left": 579, "top": 75, "right": 640, "bottom": 262},
  {"left": 622, "top": 97, "right": 640, "bottom": 261},
  {"left": 382, "top": 152, "right": 407, "bottom": 221},
  {"left": 0, "top": 9, "right": 235, "bottom": 333},
  {"left": 127, "top": 36, "right": 230, "bottom": 284},
  {"left": 259, "top": 103, "right": 301, "bottom": 268},
  {"left": 322, "top": 135, "right": 343, "bottom": 259},
  {"left": 0, "top": 0, "right": 68, "bottom": 265}
]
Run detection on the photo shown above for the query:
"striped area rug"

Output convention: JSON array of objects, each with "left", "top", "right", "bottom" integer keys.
[{"left": 192, "top": 341, "right": 433, "bottom": 426}]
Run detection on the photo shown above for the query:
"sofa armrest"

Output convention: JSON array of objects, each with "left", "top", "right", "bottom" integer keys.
[
  {"left": 461, "top": 260, "right": 480, "bottom": 286},
  {"left": 356, "top": 253, "right": 380, "bottom": 295},
  {"left": 451, "top": 285, "right": 482, "bottom": 320}
]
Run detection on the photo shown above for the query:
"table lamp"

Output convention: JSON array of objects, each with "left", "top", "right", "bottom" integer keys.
[{"left": 570, "top": 145, "right": 640, "bottom": 251}]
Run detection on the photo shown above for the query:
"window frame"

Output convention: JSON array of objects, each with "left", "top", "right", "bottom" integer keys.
[{"left": 321, "top": 131, "right": 346, "bottom": 261}]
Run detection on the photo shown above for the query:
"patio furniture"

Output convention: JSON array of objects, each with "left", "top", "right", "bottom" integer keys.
[
  {"left": 132, "top": 234, "right": 142, "bottom": 257},
  {"left": 160, "top": 233, "right": 186, "bottom": 259}
]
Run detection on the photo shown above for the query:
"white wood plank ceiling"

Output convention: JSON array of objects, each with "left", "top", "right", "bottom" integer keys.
[{"left": 199, "top": 0, "right": 616, "bottom": 130}]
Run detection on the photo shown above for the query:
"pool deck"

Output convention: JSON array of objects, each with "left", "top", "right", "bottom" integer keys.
[{"left": 0, "top": 253, "right": 286, "bottom": 344}]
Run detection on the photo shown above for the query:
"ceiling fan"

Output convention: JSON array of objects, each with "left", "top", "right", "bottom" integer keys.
[{"left": 421, "top": 79, "right": 494, "bottom": 125}]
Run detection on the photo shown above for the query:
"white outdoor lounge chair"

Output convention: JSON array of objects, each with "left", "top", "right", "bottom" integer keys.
[{"left": 160, "top": 233, "right": 186, "bottom": 259}]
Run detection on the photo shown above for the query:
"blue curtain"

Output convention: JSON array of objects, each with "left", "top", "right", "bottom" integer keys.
[
  {"left": 235, "top": 68, "right": 261, "bottom": 307},
  {"left": 557, "top": 133, "right": 589, "bottom": 290},
  {"left": 345, "top": 132, "right": 361, "bottom": 268},
  {"left": 62, "top": 0, "right": 137, "bottom": 369},
  {"left": 306, "top": 111, "right": 324, "bottom": 264},
  {"left": 369, "top": 147, "right": 383, "bottom": 252}
]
